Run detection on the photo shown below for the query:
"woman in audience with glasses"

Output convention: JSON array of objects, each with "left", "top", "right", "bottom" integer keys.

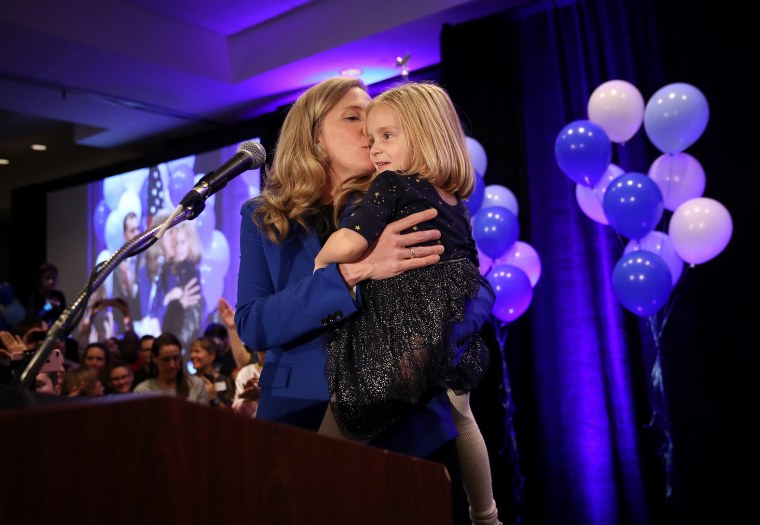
[{"left": 106, "top": 361, "right": 135, "bottom": 394}]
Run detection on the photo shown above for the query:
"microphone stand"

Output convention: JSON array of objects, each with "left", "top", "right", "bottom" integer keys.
[{"left": 15, "top": 203, "right": 204, "bottom": 390}]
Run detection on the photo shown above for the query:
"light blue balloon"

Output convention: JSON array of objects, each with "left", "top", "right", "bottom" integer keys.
[
  {"left": 484, "top": 184, "right": 519, "bottom": 216},
  {"left": 644, "top": 83, "right": 709, "bottom": 154},
  {"left": 466, "top": 137, "right": 488, "bottom": 176}
]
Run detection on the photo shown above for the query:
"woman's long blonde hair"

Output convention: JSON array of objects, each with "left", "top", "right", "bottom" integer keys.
[
  {"left": 253, "top": 77, "right": 371, "bottom": 243},
  {"left": 366, "top": 81, "right": 474, "bottom": 198}
]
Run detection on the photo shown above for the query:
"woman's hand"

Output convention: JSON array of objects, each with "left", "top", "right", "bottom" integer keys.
[
  {"left": 338, "top": 208, "right": 444, "bottom": 286},
  {"left": 0, "top": 330, "right": 26, "bottom": 358},
  {"left": 200, "top": 374, "right": 219, "bottom": 402},
  {"left": 217, "top": 296, "right": 236, "bottom": 330}
]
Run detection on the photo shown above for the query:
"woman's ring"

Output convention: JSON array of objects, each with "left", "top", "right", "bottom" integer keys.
[{"left": 409, "top": 248, "right": 416, "bottom": 259}]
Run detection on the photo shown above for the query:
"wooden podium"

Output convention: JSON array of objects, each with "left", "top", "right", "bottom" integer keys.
[{"left": 0, "top": 392, "right": 452, "bottom": 525}]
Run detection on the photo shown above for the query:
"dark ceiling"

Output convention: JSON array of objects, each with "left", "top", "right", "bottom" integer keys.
[{"left": 0, "top": 0, "right": 526, "bottom": 220}]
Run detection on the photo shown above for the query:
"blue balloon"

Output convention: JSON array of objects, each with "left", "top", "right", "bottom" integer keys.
[
  {"left": 487, "top": 264, "right": 533, "bottom": 323},
  {"left": 167, "top": 164, "right": 195, "bottom": 207},
  {"left": 603, "top": 172, "right": 664, "bottom": 240},
  {"left": 554, "top": 119, "right": 612, "bottom": 187},
  {"left": 612, "top": 250, "right": 672, "bottom": 317},
  {"left": 92, "top": 199, "right": 110, "bottom": 248},
  {"left": 465, "top": 171, "right": 485, "bottom": 216},
  {"left": 644, "top": 83, "right": 709, "bottom": 154},
  {"left": 472, "top": 206, "right": 520, "bottom": 259}
]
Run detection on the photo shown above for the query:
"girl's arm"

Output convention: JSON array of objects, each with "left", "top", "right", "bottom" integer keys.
[{"left": 314, "top": 228, "right": 369, "bottom": 272}]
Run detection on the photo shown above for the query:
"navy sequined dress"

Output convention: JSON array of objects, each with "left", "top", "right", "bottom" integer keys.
[{"left": 324, "top": 171, "right": 489, "bottom": 440}]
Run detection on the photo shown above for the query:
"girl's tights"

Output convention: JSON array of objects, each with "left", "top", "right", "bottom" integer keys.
[{"left": 447, "top": 389, "right": 501, "bottom": 525}]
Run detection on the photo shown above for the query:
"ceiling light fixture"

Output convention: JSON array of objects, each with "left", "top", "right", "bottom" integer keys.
[
  {"left": 0, "top": 159, "right": 9, "bottom": 165},
  {"left": 340, "top": 67, "right": 363, "bottom": 78},
  {"left": 31, "top": 144, "right": 47, "bottom": 151}
]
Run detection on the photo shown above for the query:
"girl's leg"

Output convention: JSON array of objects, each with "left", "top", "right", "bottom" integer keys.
[
  {"left": 448, "top": 389, "right": 501, "bottom": 525},
  {"left": 318, "top": 404, "right": 347, "bottom": 438},
  {"left": 318, "top": 403, "right": 370, "bottom": 443}
]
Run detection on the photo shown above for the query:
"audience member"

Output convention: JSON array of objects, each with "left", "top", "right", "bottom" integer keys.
[
  {"left": 0, "top": 282, "right": 25, "bottom": 331},
  {"left": 133, "top": 332, "right": 208, "bottom": 404},
  {"left": 82, "top": 342, "right": 109, "bottom": 373},
  {"left": 78, "top": 287, "right": 123, "bottom": 345},
  {"left": 232, "top": 350, "right": 266, "bottom": 418},
  {"left": 34, "top": 370, "right": 62, "bottom": 396},
  {"left": 10, "top": 318, "right": 50, "bottom": 355},
  {"left": 189, "top": 336, "right": 234, "bottom": 408},
  {"left": 119, "top": 329, "right": 141, "bottom": 364},
  {"left": 62, "top": 367, "right": 104, "bottom": 397},
  {"left": 24, "top": 262, "right": 66, "bottom": 324},
  {"left": 106, "top": 361, "right": 134, "bottom": 394},
  {"left": 105, "top": 336, "right": 123, "bottom": 363},
  {"left": 204, "top": 297, "right": 253, "bottom": 381},
  {"left": 132, "top": 334, "right": 156, "bottom": 385},
  {"left": 62, "top": 336, "right": 81, "bottom": 371}
]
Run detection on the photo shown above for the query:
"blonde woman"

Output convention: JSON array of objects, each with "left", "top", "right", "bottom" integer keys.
[{"left": 235, "top": 76, "right": 496, "bottom": 524}]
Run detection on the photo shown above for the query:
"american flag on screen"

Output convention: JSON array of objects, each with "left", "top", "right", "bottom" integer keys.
[{"left": 146, "top": 166, "right": 164, "bottom": 228}]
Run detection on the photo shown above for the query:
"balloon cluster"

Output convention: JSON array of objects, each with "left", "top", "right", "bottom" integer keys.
[
  {"left": 554, "top": 80, "right": 732, "bottom": 317},
  {"left": 466, "top": 137, "right": 542, "bottom": 324}
]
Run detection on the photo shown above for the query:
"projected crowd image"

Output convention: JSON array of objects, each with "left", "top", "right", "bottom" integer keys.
[{"left": 83, "top": 138, "right": 262, "bottom": 344}]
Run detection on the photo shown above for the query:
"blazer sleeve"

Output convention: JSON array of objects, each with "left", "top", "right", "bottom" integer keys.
[
  {"left": 234, "top": 200, "right": 359, "bottom": 351},
  {"left": 450, "top": 274, "right": 495, "bottom": 364}
]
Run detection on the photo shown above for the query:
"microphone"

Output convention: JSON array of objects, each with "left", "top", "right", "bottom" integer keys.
[{"left": 179, "top": 141, "right": 266, "bottom": 208}]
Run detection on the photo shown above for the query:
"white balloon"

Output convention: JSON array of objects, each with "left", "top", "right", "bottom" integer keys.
[
  {"left": 117, "top": 190, "right": 142, "bottom": 222},
  {"left": 205, "top": 230, "right": 230, "bottom": 274},
  {"left": 105, "top": 207, "right": 128, "bottom": 253},
  {"left": 483, "top": 184, "right": 518, "bottom": 216},
  {"left": 668, "top": 197, "right": 732, "bottom": 265},
  {"left": 575, "top": 163, "right": 625, "bottom": 224},
  {"left": 96, "top": 249, "right": 114, "bottom": 297},
  {"left": 648, "top": 152, "right": 706, "bottom": 211},
  {"left": 121, "top": 168, "right": 149, "bottom": 193},
  {"left": 103, "top": 175, "right": 126, "bottom": 211},
  {"left": 587, "top": 79, "right": 645, "bottom": 143},
  {"left": 466, "top": 136, "right": 488, "bottom": 176}
]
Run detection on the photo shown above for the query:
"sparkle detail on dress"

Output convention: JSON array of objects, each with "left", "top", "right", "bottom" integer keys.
[{"left": 323, "top": 258, "right": 487, "bottom": 440}]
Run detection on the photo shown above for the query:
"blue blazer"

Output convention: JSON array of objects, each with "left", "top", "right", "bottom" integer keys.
[{"left": 234, "top": 199, "right": 495, "bottom": 458}]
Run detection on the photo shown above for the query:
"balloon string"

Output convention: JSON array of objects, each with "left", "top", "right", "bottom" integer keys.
[
  {"left": 656, "top": 263, "right": 690, "bottom": 339},
  {"left": 646, "top": 315, "right": 675, "bottom": 498},
  {"left": 614, "top": 233, "right": 627, "bottom": 253},
  {"left": 493, "top": 319, "right": 525, "bottom": 509}
]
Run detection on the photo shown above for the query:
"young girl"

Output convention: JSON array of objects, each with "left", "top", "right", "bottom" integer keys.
[{"left": 315, "top": 81, "right": 500, "bottom": 525}]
